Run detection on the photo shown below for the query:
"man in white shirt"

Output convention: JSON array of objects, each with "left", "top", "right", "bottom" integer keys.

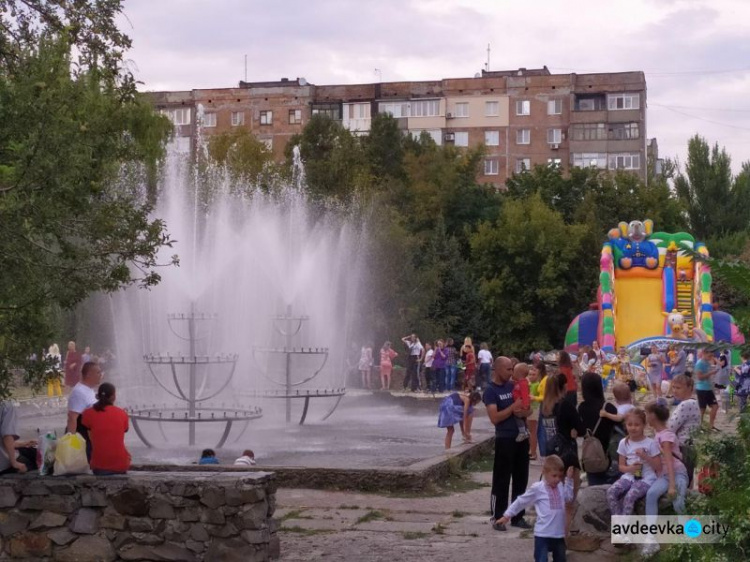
[
  {"left": 401, "top": 334, "right": 423, "bottom": 392},
  {"left": 67, "top": 362, "right": 102, "bottom": 460},
  {"left": 477, "top": 343, "right": 493, "bottom": 389}
]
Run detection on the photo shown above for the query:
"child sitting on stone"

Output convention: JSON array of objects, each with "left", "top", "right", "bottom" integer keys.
[
  {"left": 234, "top": 449, "right": 256, "bottom": 466},
  {"left": 198, "top": 449, "right": 220, "bottom": 465}
]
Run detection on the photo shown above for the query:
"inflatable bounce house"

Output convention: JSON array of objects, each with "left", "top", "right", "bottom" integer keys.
[{"left": 565, "top": 220, "right": 745, "bottom": 354}]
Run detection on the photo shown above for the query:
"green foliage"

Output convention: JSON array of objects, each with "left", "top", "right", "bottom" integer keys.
[
  {"left": 471, "top": 193, "right": 588, "bottom": 355},
  {"left": 675, "top": 135, "right": 750, "bottom": 240},
  {"left": 657, "top": 416, "right": 750, "bottom": 561},
  {"left": 206, "top": 128, "right": 281, "bottom": 191},
  {"left": 0, "top": 11, "right": 173, "bottom": 394}
]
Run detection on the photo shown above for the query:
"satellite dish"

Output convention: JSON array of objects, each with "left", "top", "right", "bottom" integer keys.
[
  {"left": 299, "top": 77, "right": 308, "bottom": 86},
  {"left": 474, "top": 72, "right": 481, "bottom": 78}
]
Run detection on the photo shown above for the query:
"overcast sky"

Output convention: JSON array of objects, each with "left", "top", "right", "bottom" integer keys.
[{"left": 119, "top": 0, "right": 750, "bottom": 173}]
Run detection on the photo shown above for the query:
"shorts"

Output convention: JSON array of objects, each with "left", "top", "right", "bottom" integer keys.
[{"left": 696, "top": 389, "right": 717, "bottom": 409}]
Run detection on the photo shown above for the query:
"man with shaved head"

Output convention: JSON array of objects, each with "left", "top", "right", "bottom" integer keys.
[{"left": 484, "top": 356, "right": 531, "bottom": 531}]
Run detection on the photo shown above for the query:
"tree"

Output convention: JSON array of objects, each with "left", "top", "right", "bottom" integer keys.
[
  {"left": 284, "top": 115, "right": 369, "bottom": 201},
  {"left": 675, "top": 135, "right": 750, "bottom": 240},
  {"left": 206, "top": 128, "right": 280, "bottom": 193},
  {"left": 0, "top": 9, "right": 173, "bottom": 394},
  {"left": 364, "top": 114, "right": 404, "bottom": 181},
  {"left": 471, "top": 193, "right": 588, "bottom": 354}
]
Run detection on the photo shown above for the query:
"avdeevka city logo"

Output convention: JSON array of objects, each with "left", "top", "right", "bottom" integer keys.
[{"left": 684, "top": 519, "right": 703, "bottom": 538}]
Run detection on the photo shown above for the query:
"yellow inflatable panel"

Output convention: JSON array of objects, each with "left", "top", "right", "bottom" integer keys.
[{"left": 615, "top": 277, "right": 664, "bottom": 347}]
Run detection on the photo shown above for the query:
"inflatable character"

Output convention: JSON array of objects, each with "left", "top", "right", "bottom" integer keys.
[
  {"left": 663, "top": 309, "right": 690, "bottom": 339},
  {"left": 608, "top": 220, "right": 659, "bottom": 270}
]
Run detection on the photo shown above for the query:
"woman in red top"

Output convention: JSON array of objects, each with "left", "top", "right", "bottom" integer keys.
[
  {"left": 81, "top": 383, "right": 131, "bottom": 475},
  {"left": 558, "top": 350, "right": 577, "bottom": 407}
]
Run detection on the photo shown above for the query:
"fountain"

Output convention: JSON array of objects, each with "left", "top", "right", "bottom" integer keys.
[{"left": 108, "top": 122, "right": 365, "bottom": 449}]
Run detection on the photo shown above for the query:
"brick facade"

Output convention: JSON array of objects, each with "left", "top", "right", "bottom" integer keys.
[{"left": 150, "top": 67, "right": 650, "bottom": 188}]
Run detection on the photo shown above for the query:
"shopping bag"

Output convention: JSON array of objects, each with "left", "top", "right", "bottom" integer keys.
[
  {"left": 37, "top": 431, "right": 57, "bottom": 476},
  {"left": 54, "top": 433, "right": 89, "bottom": 475}
]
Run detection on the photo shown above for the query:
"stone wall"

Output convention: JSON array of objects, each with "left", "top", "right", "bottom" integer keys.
[{"left": 0, "top": 471, "right": 278, "bottom": 561}]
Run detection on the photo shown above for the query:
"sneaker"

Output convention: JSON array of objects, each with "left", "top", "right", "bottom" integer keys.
[
  {"left": 490, "top": 519, "right": 506, "bottom": 532},
  {"left": 510, "top": 518, "right": 532, "bottom": 530}
]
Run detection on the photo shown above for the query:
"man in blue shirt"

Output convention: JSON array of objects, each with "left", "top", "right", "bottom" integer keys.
[
  {"left": 484, "top": 356, "right": 531, "bottom": 531},
  {"left": 694, "top": 349, "right": 718, "bottom": 430}
]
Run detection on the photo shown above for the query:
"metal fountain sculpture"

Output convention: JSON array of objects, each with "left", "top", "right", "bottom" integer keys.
[
  {"left": 127, "top": 302, "right": 262, "bottom": 448},
  {"left": 251, "top": 304, "right": 345, "bottom": 425}
]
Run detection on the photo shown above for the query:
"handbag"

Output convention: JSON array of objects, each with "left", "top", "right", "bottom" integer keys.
[
  {"left": 54, "top": 433, "right": 90, "bottom": 475},
  {"left": 581, "top": 416, "right": 610, "bottom": 473}
]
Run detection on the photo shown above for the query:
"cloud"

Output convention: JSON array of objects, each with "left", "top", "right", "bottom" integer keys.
[{"left": 120, "top": 0, "right": 750, "bottom": 171}]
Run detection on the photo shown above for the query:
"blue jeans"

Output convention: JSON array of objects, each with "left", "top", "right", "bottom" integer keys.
[
  {"left": 478, "top": 363, "right": 491, "bottom": 389},
  {"left": 534, "top": 536, "right": 566, "bottom": 562},
  {"left": 447, "top": 365, "right": 458, "bottom": 391},
  {"left": 434, "top": 368, "right": 446, "bottom": 392},
  {"left": 646, "top": 472, "right": 688, "bottom": 515}
]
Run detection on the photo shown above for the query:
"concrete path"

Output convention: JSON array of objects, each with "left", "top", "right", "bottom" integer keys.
[{"left": 275, "top": 462, "right": 622, "bottom": 562}]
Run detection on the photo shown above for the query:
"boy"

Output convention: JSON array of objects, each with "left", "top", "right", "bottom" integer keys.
[
  {"left": 735, "top": 351, "right": 750, "bottom": 413},
  {"left": 496, "top": 455, "right": 575, "bottom": 562},
  {"left": 234, "top": 449, "right": 256, "bottom": 466},
  {"left": 694, "top": 349, "right": 719, "bottom": 430},
  {"left": 512, "top": 362, "right": 531, "bottom": 442},
  {"left": 600, "top": 382, "right": 634, "bottom": 461}
]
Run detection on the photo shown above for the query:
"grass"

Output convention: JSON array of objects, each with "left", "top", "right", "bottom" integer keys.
[
  {"left": 355, "top": 510, "right": 388, "bottom": 524},
  {"left": 280, "top": 525, "right": 332, "bottom": 536},
  {"left": 280, "top": 509, "right": 313, "bottom": 521},
  {"left": 432, "top": 522, "right": 446, "bottom": 535},
  {"left": 463, "top": 451, "right": 494, "bottom": 473},
  {"left": 402, "top": 531, "right": 429, "bottom": 540},
  {"left": 337, "top": 504, "right": 360, "bottom": 510},
  {"left": 451, "top": 510, "right": 466, "bottom": 518}
]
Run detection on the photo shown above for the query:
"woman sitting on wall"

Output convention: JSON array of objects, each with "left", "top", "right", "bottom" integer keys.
[{"left": 81, "top": 383, "right": 131, "bottom": 475}]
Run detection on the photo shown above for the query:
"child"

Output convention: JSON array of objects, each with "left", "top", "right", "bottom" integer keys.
[
  {"left": 644, "top": 402, "right": 688, "bottom": 514},
  {"left": 666, "top": 344, "right": 677, "bottom": 381},
  {"left": 735, "top": 351, "right": 750, "bottom": 413},
  {"left": 437, "top": 390, "right": 482, "bottom": 449},
  {"left": 422, "top": 342, "right": 435, "bottom": 393},
  {"left": 606, "top": 409, "right": 662, "bottom": 516},
  {"left": 199, "top": 449, "right": 220, "bottom": 465},
  {"left": 615, "top": 347, "right": 636, "bottom": 392},
  {"left": 358, "top": 346, "right": 373, "bottom": 390},
  {"left": 528, "top": 364, "right": 543, "bottom": 461},
  {"left": 234, "top": 449, "right": 256, "bottom": 466},
  {"left": 496, "top": 455, "right": 575, "bottom": 562},
  {"left": 512, "top": 362, "right": 531, "bottom": 442}
]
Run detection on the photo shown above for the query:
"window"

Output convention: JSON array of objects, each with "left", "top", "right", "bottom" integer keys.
[
  {"left": 572, "top": 153, "right": 607, "bottom": 169},
  {"left": 515, "top": 100, "right": 530, "bottom": 116},
  {"left": 378, "top": 102, "right": 409, "bottom": 118},
  {"left": 289, "top": 109, "right": 302, "bottom": 124},
  {"left": 574, "top": 94, "right": 606, "bottom": 111},
  {"left": 608, "top": 153, "right": 641, "bottom": 170},
  {"left": 312, "top": 103, "right": 342, "bottom": 120},
  {"left": 161, "top": 108, "right": 191, "bottom": 126},
  {"left": 608, "top": 93, "right": 640, "bottom": 110},
  {"left": 260, "top": 138, "right": 273, "bottom": 151},
  {"left": 411, "top": 129, "right": 442, "bottom": 145},
  {"left": 454, "top": 102, "right": 469, "bottom": 118},
  {"left": 454, "top": 132, "right": 469, "bottom": 147},
  {"left": 515, "top": 158, "right": 531, "bottom": 174},
  {"left": 571, "top": 123, "right": 607, "bottom": 141},
  {"left": 485, "top": 101, "right": 500, "bottom": 116},
  {"left": 485, "top": 131, "right": 500, "bottom": 146},
  {"left": 547, "top": 99, "right": 563, "bottom": 115},
  {"left": 201, "top": 112, "right": 216, "bottom": 128},
  {"left": 260, "top": 110, "right": 273, "bottom": 125},
  {"left": 484, "top": 159, "right": 499, "bottom": 175},
  {"left": 548, "top": 158, "right": 562, "bottom": 167},
  {"left": 547, "top": 128, "right": 562, "bottom": 144},
  {"left": 348, "top": 103, "right": 371, "bottom": 119},
  {"left": 609, "top": 122, "right": 640, "bottom": 140},
  {"left": 410, "top": 99, "right": 440, "bottom": 117},
  {"left": 516, "top": 129, "right": 530, "bottom": 145},
  {"left": 231, "top": 111, "right": 244, "bottom": 126}
]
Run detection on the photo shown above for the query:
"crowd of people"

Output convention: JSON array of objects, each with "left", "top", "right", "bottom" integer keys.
[
  {"left": 452, "top": 340, "right": 746, "bottom": 561},
  {"left": 33, "top": 340, "right": 116, "bottom": 398},
  {"left": 357, "top": 334, "right": 494, "bottom": 393}
]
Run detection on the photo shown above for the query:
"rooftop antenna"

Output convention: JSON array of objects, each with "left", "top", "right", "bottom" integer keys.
[
  {"left": 374, "top": 68, "right": 382, "bottom": 82},
  {"left": 485, "top": 44, "right": 491, "bottom": 72},
  {"left": 244, "top": 54, "right": 247, "bottom": 82}
]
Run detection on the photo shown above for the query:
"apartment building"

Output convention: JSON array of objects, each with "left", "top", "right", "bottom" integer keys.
[{"left": 150, "top": 67, "right": 650, "bottom": 187}]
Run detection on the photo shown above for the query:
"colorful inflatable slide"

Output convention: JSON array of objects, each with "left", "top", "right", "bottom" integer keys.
[{"left": 565, "top": 220, "right": 745, "bottom": 353}]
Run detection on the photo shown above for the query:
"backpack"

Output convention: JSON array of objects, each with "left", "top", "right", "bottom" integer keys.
[
  {"left": 540, "top": 404, "right": 575, "bottom": 461},
  {"left": 581, "top": 416, "right": 610, "bottom": 473}
]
